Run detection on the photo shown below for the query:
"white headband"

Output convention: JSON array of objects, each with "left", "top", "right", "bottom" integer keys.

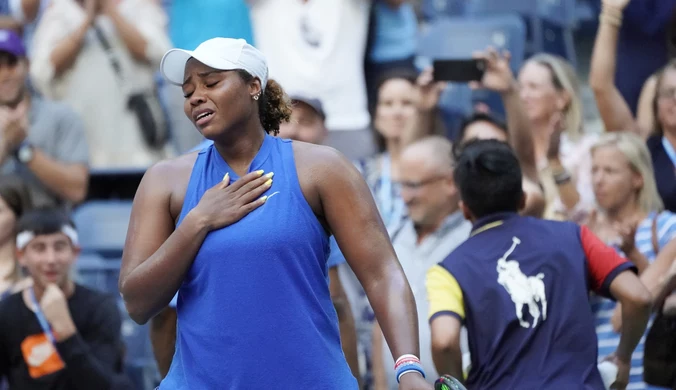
[{"left": 16, "top": 225, "right": 79, "bottom": 250}]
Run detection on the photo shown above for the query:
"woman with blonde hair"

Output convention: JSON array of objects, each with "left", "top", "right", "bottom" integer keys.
[
  {"left": 517, "top": 53, "right": 596, "bottom": 221},
  {"left": 590, "top": 0, "right": 676, "bottom": 213},
  {"left": 585, "top": 131, "right": 676, "bottom": 389}
]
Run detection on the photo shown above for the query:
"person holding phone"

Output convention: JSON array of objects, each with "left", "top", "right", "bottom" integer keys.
[{"left": 444, "top": 48, "right": 545, "bottom": 219}]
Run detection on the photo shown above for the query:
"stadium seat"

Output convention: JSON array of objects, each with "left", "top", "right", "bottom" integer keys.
[
  {"left": 72, "top": 200, "right": 133, "bottom": 258},
  {"left": 75, "top": 253, "right": 121, "bottom": 295},
  {"left": 118, "top": 300, "right": 160, "bottom": 390},
  {"left": 86, "top": 168, "right": 145, "bottom": 201},
  {"left": 420, "top": 0, "right": 466, "bottom": 21},
  {"left": 537, "top": 0, "right": 578, "bottom": 66},
  {"left": 463, "top": 0, "right": 541, "bottom": 55}
]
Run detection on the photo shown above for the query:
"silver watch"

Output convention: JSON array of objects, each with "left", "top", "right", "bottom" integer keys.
[{"left": 16, "top": 142, "right": 34, "bottom": 163}]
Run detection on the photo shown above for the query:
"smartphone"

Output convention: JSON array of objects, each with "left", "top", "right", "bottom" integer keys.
[{"left": 433, "top": 59, "right": 486, "bottom": 82}]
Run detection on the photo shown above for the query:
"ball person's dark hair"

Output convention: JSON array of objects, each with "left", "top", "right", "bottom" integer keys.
[{"left": 453, "top": 139, "right": 523, "bottom": 218}]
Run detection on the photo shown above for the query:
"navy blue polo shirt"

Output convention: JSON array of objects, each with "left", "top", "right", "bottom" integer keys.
[{"left": 427, "top": 212, "right": 635, "bottom": 389}]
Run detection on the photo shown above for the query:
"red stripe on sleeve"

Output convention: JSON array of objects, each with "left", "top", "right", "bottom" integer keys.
[{"left": 580, "top": 225, "right": 630, "bottom": 293}]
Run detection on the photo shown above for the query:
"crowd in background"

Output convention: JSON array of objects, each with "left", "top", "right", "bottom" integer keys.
[{"left": 0, "top": 0, "right": 674, "bottom": 389}]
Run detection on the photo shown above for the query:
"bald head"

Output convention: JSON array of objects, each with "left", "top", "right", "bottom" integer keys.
[
  {"left": 399, "top": 136, "right": 459, "bottom": 229},
  {"left": 401, "top": 135, "right": 454, "bottom": 172}
]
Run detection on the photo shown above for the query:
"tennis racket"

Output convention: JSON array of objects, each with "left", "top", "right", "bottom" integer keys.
[{"left": 435, "top": 375, "right": 467, "bottom": 390}]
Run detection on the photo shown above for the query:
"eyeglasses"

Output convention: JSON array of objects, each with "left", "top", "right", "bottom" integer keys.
[{"left": 397, "top": 176, "right": 449, "bottom": 190}]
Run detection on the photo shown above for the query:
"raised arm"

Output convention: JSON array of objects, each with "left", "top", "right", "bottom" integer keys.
[
  {"left": 636, "top": 74, "right": 658, "bottom": 137},
  {"left": 119, "top": 159, "right": 270, "bottom": 324},
  {"left": 411, "top": 67, "right": 446, "bottom": 146},
  {"left": 470, "top": 49, "right": 544, "bottom": 216},
  {"left": 314, "top": 147, "right": 431, "bottom": 389},
  {"left": 589, "top": 0, "right": 640, "bottom": 135},
  {"left": 29, "top": 0, "right": 95, "bottom": 92}
]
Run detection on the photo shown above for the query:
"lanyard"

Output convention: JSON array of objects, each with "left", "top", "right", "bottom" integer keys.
[
  {"left": 28, "top": 287, "right": 59, "bottom": 349},
  {"left": 662, "top": 136, "right": 676, "bottom": 168}
]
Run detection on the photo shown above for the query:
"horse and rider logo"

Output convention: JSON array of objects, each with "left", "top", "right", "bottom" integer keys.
[{"left": 496, "top": 237, "right": 548, "bottom": 329}]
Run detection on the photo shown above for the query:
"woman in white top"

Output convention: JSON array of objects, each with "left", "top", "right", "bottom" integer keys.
[{"left": 29, "top": 0, "right": 173, "bottom": 168}]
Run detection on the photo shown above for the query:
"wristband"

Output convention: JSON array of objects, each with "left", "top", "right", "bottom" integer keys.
[
  {"left": 396, "top": 363, "right": 425, "bottom": 383},
  {"left": 394, "top": 354, "right": 425, "bottom": 383}
]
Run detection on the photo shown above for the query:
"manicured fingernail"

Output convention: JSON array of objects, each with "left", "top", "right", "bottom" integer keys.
[
  {"left": 260, "top": 196, "right": 268, "bottom": 202},
  {"left": 265, "top": 172, "right": 274, "bottom": 178},
  {"left": 255, "top": 170, "right": 264, "bottom": 175},
  {"left": 265, "top": 179, "right": 272, "bottom": 186},
  {"left": 222, "top": 173, "right": 229, "bottom": 182}
]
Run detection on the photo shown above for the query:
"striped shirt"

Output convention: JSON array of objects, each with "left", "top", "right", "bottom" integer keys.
[{"left": 592, "top": 210, "right": 676, "bottom": 390}]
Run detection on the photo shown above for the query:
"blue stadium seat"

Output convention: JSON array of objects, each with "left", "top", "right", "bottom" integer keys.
[
  {"left": 421, "top": 0, "right": 466, "bottom": 21},
  {"left": 537, "top": 0, "right": 578, "bottom": 65},
  {"left": 463, "top": 0, "right": 541, "bottom": 54},
  {"left": 72, "top": 201, "right": 133, "bottom": 258},
  {"left": 118, "top": 300, "right": 159, "bottom": 390},
  {"left": 464, "top": 0, "right": 538, "bottom": 16},
  {"left": 75, "top": 253, "right": 121, "bottom": 295}
]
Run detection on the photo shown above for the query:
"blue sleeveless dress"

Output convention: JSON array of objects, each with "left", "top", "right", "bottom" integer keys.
[{"left": 160, "top": 134, "right": 357, "bottom": 389}]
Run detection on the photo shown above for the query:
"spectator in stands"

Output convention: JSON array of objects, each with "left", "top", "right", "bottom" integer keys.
[
  {"left": 364, "top": 0, "right": 418, "bottom": 108},
  {"left": 590, "top": 0, "right": 676, "bottom": 213},
  {"left": 614, "top": 0, "right": 675, "bottom": 115},
  {"left": 456, "top": 48, "right": 545, "bottom": 218},
  {"left": 582, "top": 131, "right": 676, "bottom": 389},
  {"left": 339, "top": 68, "right": 443, "bottom": 388},
  {"left": 29, "top": 0, "right": 174, "bottom": 169},
  {"left": 427, "top": 139, "right": 651, "bottom": 389},
  {"left": 371, "top": 136, "right": 472, "bottom": 389},
  {"left": 7, "top": 0, "right": 48, "bottom": 55},
  {"left": 0, "top": 208, "right": 131, "bottom": 389},
  {"left": 0, "top": 0, "right": 20, "bottom": 31},
  {"left": 161, "top": 0, "right": 255, "bottom": 153},
  {"left": 517, "top": 53, "right": 595, "bottom": 221},
  {"left": 149, "top": 95, "right": 363, "bottom": 387},
  {"left": 248, "top": 0, "right": 375, "bottom": 161},
  {"left": 0, "top": 30, "right": 89, "bottom": 208},
  {"left": 358, "top": 68, "right": 443, "bottom": 230},
  {"left": 0, "top": 174, "right": 31, "bottom": 299},
  {"left": 636, "top": 6, "right": 676, "bottom": 135}
]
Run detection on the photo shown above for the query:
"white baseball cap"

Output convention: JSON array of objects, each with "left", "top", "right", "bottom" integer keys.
[{"left": 160, "top": 38, "right": 269, "bottom": 89}]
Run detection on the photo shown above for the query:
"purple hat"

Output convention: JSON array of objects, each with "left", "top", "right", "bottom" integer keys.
[{"left": 0, "top": 30, "right": 25, "bottom": 58}]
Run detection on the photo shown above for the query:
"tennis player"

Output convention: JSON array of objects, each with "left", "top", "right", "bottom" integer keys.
[{"left": 119, "top": 38, "right": 431, "bottom": 389}]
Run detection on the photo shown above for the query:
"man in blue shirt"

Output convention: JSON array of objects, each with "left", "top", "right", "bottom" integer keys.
[{"left": 427, "top": 139, "right": 652, "bottom": 389}]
